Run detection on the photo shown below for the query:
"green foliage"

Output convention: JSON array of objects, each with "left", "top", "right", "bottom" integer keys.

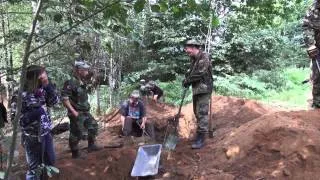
[
  {"left": 158, "top": 77, "right": 192, "bottom": 105},
  {"left": 134, "top": 0, "right": 146, "bottom": 13},
  {"left": 214, "top": 74, "right": 268, "bottom": 99},
  {"left": 263, "top": 67, "right": 310, "bottom": 107},
  {"left": 252, "top": 69, "right": 287, "bottom": 90}
]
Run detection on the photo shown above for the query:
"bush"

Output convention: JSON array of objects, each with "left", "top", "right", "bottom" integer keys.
[
  {"left": 214, "top": 74, "right": 267, "bottom": 99},
  {"left": 252, "top": 69, "right": 287, "bottom": 90}
]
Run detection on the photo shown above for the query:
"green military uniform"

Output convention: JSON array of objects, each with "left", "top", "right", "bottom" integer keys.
[
  {"left": 185, "top": 50, "right": 213, "bottom": 133},
  {"left": 61, "top": 75, "right": 98, "bottom": 152},
  {"left": 303, "top": 2, "right": 320, "bottom": 108}
]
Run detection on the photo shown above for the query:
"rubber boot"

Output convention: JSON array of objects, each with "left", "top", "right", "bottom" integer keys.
[
  {"left": 71, "top": 150, "right": 86, "bottom": 159},
  {"left": 191, "top": 132, "right": 205, "bottom": 149},
  {"left": 88, "top": 138, "right": 103, "bottom": 153}
]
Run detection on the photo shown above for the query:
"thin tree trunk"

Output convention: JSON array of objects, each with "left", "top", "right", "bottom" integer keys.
[
  {"left": 96, "top": 85, "right": 101, "bottom": 115},
  {"left": 7, "top": 6, "right": 13, "bottom": 108},
  {"left": 1, "top": 0, "right": 9, "bottom": 102},
  {"left": 205, "top": 0, "right": 214, "bottom": 54},
  {"left": 108, "top": 53, "right": 114, "bottom": 107},
  {"left": 4, "top": 0, "right": 43, "bottom": 179}
]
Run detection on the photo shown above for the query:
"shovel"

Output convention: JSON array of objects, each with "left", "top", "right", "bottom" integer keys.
[{"left": 163, "top": 88, "right": 188, "bottom": 150}]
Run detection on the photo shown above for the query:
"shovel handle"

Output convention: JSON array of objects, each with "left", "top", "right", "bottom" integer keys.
[{"left": 177, "top": 88, "right": 188, "bottom": 116}]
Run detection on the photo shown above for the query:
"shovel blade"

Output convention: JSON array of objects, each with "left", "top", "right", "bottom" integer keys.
[{"left": 163, "top": 133, "right": 179, "bottom": 150}]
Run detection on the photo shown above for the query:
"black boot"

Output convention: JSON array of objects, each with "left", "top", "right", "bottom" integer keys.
[
  {"left": 71, "top": 150, "right": 86, "bottom": 159},
  {"left": 88, "top": 138, "right": 103, "bottom": 153},
  {"left": 191, "top": 132, "right": 205, "bottom": 149}
]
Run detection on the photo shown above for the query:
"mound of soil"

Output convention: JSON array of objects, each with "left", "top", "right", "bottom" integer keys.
[
  {"left": 166, "top": 110, "right": 320, "bottom": 180},
  {"left": 179, "top": 96, "right": 271, "bottom": 138}
]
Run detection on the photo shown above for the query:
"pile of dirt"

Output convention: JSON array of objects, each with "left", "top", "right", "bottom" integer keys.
[
  {"left": 166, "top": 110, "right": 320, "bottom": 179},
  {"left": 179, "top": 95, "right": 272, "bottom": 138},
  {"left": 12, "top": 96, "right": 320, "bottom": 180}
]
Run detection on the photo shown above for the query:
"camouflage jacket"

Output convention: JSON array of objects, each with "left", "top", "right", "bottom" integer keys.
[
  {"left": 19, "top": 83, "right": 59, "bottom": 136},
  {"left": 185, "top": 50, "right": 213, "bottom": 95},
  {"left": 302, "top": 2, "right": 320, "bottom": 48},
  {"left": 61, "top": 75, "right": 91, "bottom": 112}
]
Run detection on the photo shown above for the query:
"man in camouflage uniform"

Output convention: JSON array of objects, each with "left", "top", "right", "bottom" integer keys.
[
  {"left": 61, "top": 61, "right": 101, "bottom": 159},
  {"left": 303, "top": 1, "right": 320, "bottom": 108},
  {"left": 183, "top": 40, "right": 213, "bottom": 149}
]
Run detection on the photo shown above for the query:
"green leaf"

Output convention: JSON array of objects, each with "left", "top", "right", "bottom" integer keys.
[
  {"left": 37, "top": 15, "right": 44, "bottom": 22},
  {"left": 67, "top": 16, "right": 73, "bottom": 26},
  {"left": 159, "top": 1, "right": 168, "bottom": 12},
  {"left": 187, "top": 0, "right": 197, "bottom": 9},
  {"left": 105, "top": 42, "right": 113, "bottom": 53},
  {"left": 151, "top": 5, "right": 160, "bottom": 12},
  {"left": 212, "top": 16, "right": 220, "bottom": 27},
  {"left": 93, "top": 22, "right": 103, "bottom": 29},
  {"left": 53, "top": 13, "right": 63, "bottom": 23},
  {"left": 134, "top": 0, "right": 146, "bottom": 13}
]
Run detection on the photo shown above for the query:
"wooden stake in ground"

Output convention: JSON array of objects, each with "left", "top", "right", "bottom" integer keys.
[{"left": 208, "top": 96, "right": 214, "bottom": 138}]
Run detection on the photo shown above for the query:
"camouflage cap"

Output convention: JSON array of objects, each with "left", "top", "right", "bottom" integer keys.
[
  {"left": 130, "top": 90, "right": 140, "bottom": 98},
  {"left": 185, "top": 39, "right": 202, "bottom": 47},
  {"left": 75, "top": 61, "right": 90, "bottom": 69}
]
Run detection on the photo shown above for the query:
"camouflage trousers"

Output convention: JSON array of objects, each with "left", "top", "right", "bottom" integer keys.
[
  {"left": 68, "top": 112, "right": 98, "bottom": 151},
  {"left": 193, "top": 93, "right": 211, "bottom": 133},
  {"left": 311, "top": 59, "right": 320, "bottom": 108}
]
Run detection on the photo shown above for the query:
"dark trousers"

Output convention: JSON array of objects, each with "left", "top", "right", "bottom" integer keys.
[
  {"left": 123, "top": 118, "right": 155, "bottom": 139},
  {"left": 23, "top": 133, "right": 55, "bottom": 180},
  {"left": 312, "top": 58, "right": 320, "bottom": 108},
  {"left": 68, "top": 112, "right": 98, "bottom": 151}
]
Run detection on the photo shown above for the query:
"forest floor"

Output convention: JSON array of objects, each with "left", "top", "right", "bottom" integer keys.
[{"left": 8, "top": 95, "right": 320, "bottom": 180}]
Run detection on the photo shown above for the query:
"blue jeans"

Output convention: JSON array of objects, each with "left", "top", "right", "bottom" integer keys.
[{"left": 23, "top": 133, "right": 55, "bottom": 180}]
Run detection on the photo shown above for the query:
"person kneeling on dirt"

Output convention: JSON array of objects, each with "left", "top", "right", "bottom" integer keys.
[
  {"left": 19, "top": 65, "right": 59, "bottom": 180},
  {"left": 120, "top": 90, "right": 155, "bottom": 139},
  {"left": 61, "top": 60, "right": 102, "bottom": 159},
  {"left": 146, "top": 81, "right": 164, "bottom": 103}
]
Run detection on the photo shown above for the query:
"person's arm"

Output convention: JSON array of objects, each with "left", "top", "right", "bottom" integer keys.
[
  {"left": 62, "top": 99, "right": 79, "bottom": 117},
  {"left": 120, "top": 115, "right": 126, "bottom": 129},
  {"left": 120, "top": 101, "right": 129, "bottom": 128},
  {"left": 140, "top": 102, "right": 147, "bottom": 129},
  {"left": 61, "top": 80, "right": 78, "bottom": 117},
  {"left": 43, "top": 82, "right": 59, "bottom": 107}
]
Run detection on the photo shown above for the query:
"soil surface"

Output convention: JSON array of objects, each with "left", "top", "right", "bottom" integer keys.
[{"left": 10, "top": 96, "right": 320, "bottom": 180}]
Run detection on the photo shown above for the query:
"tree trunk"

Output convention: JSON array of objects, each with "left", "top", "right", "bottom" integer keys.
[
  {"left": 4, "top": 0, "right": 43, "bottom": 179},
  {"left": 1, "top": 0, "right": 9, "bottom": 103},
  {"left": 96, "top": 85, "right": 101, "bottom": 115},
  {"left": 205, "top": 0, "right": 214, "bottom": 54},
  {"left": 108, "top": 52, "right": 115, "bottom": 107}
]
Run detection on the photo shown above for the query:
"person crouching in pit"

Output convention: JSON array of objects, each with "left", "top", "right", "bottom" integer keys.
[{"left": 120, "top": 90, "right": 155, "bottom": 140}]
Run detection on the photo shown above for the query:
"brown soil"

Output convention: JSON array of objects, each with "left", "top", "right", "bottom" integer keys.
[{"left": 12, "top": 96, "right": 320, "bottom": 180}]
